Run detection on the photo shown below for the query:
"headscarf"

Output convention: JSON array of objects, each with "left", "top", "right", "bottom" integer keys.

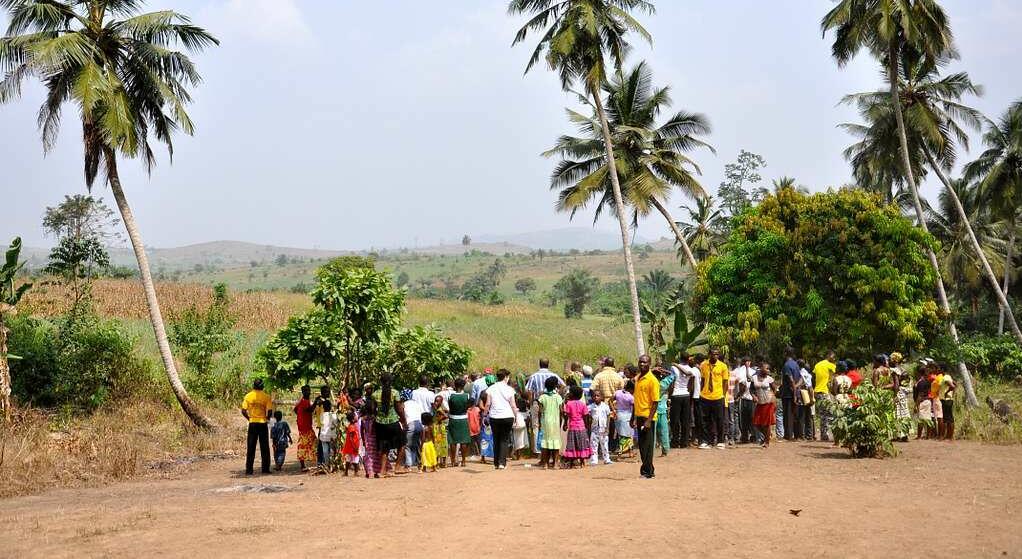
[
  {"left": 484, "top": 374, "right": 496, "bottom": 386},
  {"left": 399, "top": 388, "right": 413, "bottom": 402}
]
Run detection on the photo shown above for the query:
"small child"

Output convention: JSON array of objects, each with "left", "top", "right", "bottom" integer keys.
[
  {"left": 341, "top": 410, "right": 361, "bottom": 476},
  {"left": 537, "top": 376, "right": 563, "bottom": 469},
  {"left": 467, "top": 404, "right": 482, "bottom": 459},
  {"left": 588, "top": 391, "right": 612, "bottom": 465},
  {"left": 432, "top": 395, "right": 449, "bottom": 468},
  {"left": 420, "top": 412, "right": 438, "bottom": 472},
  {"left": 561, "top": 385, "right": 592, "bottom": 468},
  {"left": 270, "top": 410, "right": 292, "bottom": 471},
  {"left": 318, "top": 400, "right": 338, "bottom": 472}
]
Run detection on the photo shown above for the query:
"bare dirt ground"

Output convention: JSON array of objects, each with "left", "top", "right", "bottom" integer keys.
[{"left": 1, "top": 439, "right": 1020, "bottom": 558}]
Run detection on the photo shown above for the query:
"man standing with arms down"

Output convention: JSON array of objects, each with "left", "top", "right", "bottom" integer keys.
[
  {"left": 526, "top": 358, "right": 564, "bottom": 453},
  {"left": 241, "top": 378, "right": 273, "bottom": 475},
  {"left": 631, "top": 354, "right": 660, "bottom": 479},
  {"left": 812, "top": 351, "right": 836, "bottom": 442},
  {"left": 698, "top": 349, "right": 729, "bottom": 449},
  {"left": 781, "top": 347, "right": 803, "bottom": 440}
]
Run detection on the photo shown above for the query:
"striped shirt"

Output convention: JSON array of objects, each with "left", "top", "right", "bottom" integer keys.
[{"left": 526, "top": 369, "right": 564, "bottom": 399}]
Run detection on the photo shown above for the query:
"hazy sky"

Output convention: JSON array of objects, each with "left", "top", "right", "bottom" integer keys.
[{"left": 3, "top": 0, "right": 1020, "bottom": 250}]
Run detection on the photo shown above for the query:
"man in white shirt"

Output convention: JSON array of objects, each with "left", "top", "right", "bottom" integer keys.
[
  {"left": 483, "top": 369, "right": 518, "bottom": 470},
  {"left": 400, "top": 390, "right": 424, "bottom": 471},
  {"left": 411, "top": 375, "right": 437, "bottom": 416},
  {"left": 730, "top": 357, "right": 756, "bottom": 444},
  {"left": 670, "top": 355, "right": 699, "bottom": 449}
]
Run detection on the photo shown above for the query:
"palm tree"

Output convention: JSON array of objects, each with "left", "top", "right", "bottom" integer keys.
[
  {"left": 510, "top": 0, "right": 655, "bottom": 356},
  {"left": 678, "top": 196, "right": 726, "bottom": 261},
  {"left": 772, "top": 176, "right": 810, "bottom": 195},
  {"left": 842, "top": 56, "right": 1022, "bottom": 344},
  {"left": 543, "top": 61, "right": 714, "bottom": 271},
  {"left": 0, "top": 1, "right": 218, "bottom": 427},
  {"left": 823, "top": 0, "right": 981, "bottom": 406},
  {"left": 928, "top": 179, "right": 1005, "bottom": 316},
  {"left": 966, "top": 100, "right": 1022, "bottom": 335}
]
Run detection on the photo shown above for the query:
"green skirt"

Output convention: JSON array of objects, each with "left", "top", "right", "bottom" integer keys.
[{"left": 448, "top": 418, "right": 471, "bottom": 445}]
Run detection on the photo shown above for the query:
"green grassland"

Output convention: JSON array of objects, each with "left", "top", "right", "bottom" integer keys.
[{"left": 179, "top": 248, "right": 690, "bottom": 299}]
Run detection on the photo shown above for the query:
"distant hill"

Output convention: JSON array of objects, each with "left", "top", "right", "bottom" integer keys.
[
  {"left": 476, "top": 227, "right": 652, "bottom": 251},
  {"left": 20, "top": 230, "right": 672, "bottom": 274},
  {"left": 21, "top": 240, "right": 353, "bottom": 272},
  {"left": 385, "top": 242, "right": 533, "bottom": 256}
]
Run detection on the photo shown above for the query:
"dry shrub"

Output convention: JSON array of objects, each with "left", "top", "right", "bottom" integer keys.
[
  {"left": 0, "top": 402, "right": 242, "bottom": 498},
  {"left": 22, "top": 279, "right": 311, "bottom": 331}
]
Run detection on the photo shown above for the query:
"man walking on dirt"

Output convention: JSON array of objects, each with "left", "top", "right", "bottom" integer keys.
[{"left": 241, "top": 378, "right": 273, "bottom": 475}]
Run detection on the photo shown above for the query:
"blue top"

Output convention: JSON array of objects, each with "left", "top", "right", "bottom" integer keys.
[{"left": 781, "top": 358, "right": 800, "bottom": 398}]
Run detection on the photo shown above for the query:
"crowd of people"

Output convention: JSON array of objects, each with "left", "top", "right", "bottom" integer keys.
[{"left": 238, "top": 350, "right": 958, "bottom": 477}]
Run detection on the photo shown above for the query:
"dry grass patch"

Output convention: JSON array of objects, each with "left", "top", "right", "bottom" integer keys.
[{"left": 0, "top": 402, "right": 241, "bottom": 498}]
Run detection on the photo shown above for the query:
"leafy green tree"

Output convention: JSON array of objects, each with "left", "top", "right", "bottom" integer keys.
[
  {"left": 377, "top": 325, "right": 473, "bottom": 389},
  {"left": 717, "top": 150, "right": 767, "bottom": 219},
  {"left": 312, "top": 265, "right": 404, "bottom": 387},
  {"left": 966, "top": 100, "right": 1022, "bottom": 335},
  {"left": 1, "top": 237, "right": 31, "bottom": 421},
  {"left": 257, "top": 310, "right": 344, "bottom": 390},
  {"left": 544, "top": 61, "right": 713, "bottom": 270},
  {"left": 692, "top": 189, "right": 941, "bottom": 363},
  {"left": 553, "top": 269, "right": 599, "bottom": 319},
  {"left": 822, "top": 0, "right": 979, "bottom": 407},
  {"left": 510, "top": 0, "right": 655, "bottom": 356},
  {"left": 514, "top": 277, "right": 537, "bottom": 296},
  {"left": 460, "top": 259, "right": 507, "bottom": 303},
  {"left": 44, "top": 236, "right": 110, "bottom": 308},
  {"left": 42, "top": 195, "right": 120, "bottom": 245},
  {"left": 0, "top": 1, "right": 219, "bottom": 428}
]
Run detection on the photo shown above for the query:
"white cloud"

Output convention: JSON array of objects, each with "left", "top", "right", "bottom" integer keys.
[{"left": 201, "top": 0, "right": 313, "bottom": 47}]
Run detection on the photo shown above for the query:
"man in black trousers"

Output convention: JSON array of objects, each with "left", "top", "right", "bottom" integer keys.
[{"left": 241, "top": 378, "right": 273, "bottom": 475}]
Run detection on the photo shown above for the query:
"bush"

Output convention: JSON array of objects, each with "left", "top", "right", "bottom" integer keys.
[
  {"left": 930, "top": 334, "right": 1022, "bottom": 380},
  {"left": 170, "top": 283, "right": 241, "bottom": 400},
  {"left": 9, "top": 312, "right": 149, "bottom": 410},
  {"left": 831, "top": 382, "right": 909, "bottom": 458}
]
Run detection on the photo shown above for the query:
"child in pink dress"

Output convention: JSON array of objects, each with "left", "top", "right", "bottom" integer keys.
[{"left": 561, "top": 385, "right": 592, "bottom": 468}]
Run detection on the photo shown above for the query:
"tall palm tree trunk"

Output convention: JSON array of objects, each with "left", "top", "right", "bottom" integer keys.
[
  {"left": 887, "top": 46, "right": 978, "bottom": 407},
  {"left": 1000, "top": 220, "right": 1015, "bottom": 335},
  {"left": 592, "top": 91, "right": 645, "bottom": 356},
  {"left": 923, "top": 149, "right": 1022, "bottom": 343},
  {"left": 650, "top": 198, "right": 698, "bottom": 270},
  {"left": 105, "top": 150, "right": 214, "bottom": 429}
]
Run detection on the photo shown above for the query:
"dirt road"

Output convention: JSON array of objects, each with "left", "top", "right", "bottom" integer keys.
[{"left": 2, "top": 440, "right": 1019, "bottom": 558}]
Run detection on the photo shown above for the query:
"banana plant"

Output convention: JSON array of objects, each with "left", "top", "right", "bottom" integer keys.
[
  {"left": 1, "top": 237, "right": 32, "bottom": 421},
  {"left": 642, "top": 285, "right": 707, "bottom": 364}
]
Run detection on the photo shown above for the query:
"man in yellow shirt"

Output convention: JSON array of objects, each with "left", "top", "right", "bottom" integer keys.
[
  {"left": 812, "top": 351, "right": 836, "bottom": 441},
  {"left": 241, "top": 378, "right": 273, "bottom": 475},
  {"left": 631, "top": 354, "right": 660, "bottom": 479},
  {"left": 699, "top": 349, "right": 730, "bottom": 449}
]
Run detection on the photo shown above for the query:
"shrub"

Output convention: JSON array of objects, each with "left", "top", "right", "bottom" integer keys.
[
  {"left": 169, "top": 283, "right": 244, "bottom": 401},
  {"left": 9, "top": 311, "right": 147, "bottom": 410},
  {"left": 377, "top": 324, "right": 473, "bottom": 388},
  {"left": 929, "top": 334, "right": 1022, "bottom": 380},
  {"left": 831, "top": 382, "right": 909, "bottom": 458}
]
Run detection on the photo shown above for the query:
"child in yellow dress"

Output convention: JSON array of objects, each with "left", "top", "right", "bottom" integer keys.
[{"left": 420, "top": 412, "right": 438, "bottom": 472}]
